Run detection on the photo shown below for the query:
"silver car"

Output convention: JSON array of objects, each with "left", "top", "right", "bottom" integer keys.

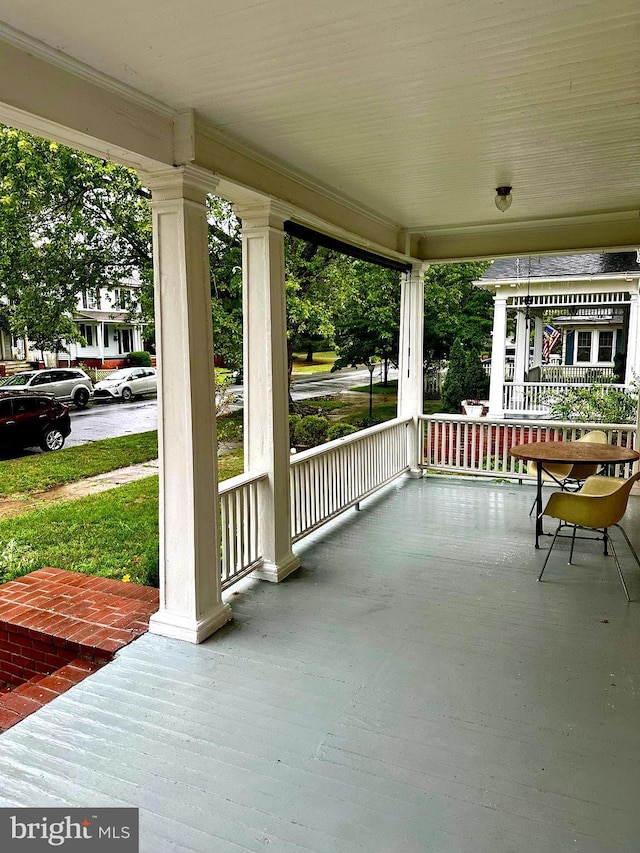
[
  {"left": 1, "top": 368, "right": 94, "bottom": 409},
  {"left": 94, "top": 367, "right": 157, "bottom": 401}
]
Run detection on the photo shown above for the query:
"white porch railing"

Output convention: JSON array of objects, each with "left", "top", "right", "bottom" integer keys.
[
  {"left": 219, "top": 471, "right": 268, "bottom": 590},
  {"left": 504, "top": 382, "right": 628, "bottom": 413},
  {"left": 540, "top": 365, "right": 616, "bottom": 383},
  {"left": 421, "top": 414, "right": 637, "bottom": 480},
  {"left": 290, "top": 417, "right": 411, "bottom": 542}
]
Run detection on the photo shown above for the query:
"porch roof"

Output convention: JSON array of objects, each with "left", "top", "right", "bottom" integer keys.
[
  {"left": 0, "top": 1, "right": 638, "bottom": 261},
  {"left": 0, "top": 476, "right": 638, "bottom": 852}
]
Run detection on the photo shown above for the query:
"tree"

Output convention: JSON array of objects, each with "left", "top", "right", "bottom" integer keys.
[
  {"left": 0, "top": 125, "right": 153, "bottom": 356},
  {"left": 284, "top": 236, "right": 339, "bottom": 381},
  {"left": 207, "top": 198, "right": 244, "bottom": 370},
  {"left": 331, "top": 259, "right": 401, "bottom": 382},
  {"left": 423, "top": 261, "right": 493, "bottom": 365},
  {"left": 441, "top": 338, "right": 489, "bottom": 413}
]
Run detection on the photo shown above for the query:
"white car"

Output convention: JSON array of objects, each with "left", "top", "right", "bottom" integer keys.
[
  {"left": 1, "top": 368, "right": 94, "bottom": 409},
  {"left": 94, "top": 367, "right": 157, "bottom": 401}
]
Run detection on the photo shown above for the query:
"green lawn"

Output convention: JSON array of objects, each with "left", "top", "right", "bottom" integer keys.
[
  {"left": 291, "top": 351, "right": 338, "bottom": 374},
  {"left": 0, "top": 477, "right": 160, "bottom": 587},
  {"left": 0, "top": 447, "right": 244, "bottom": 588},
  {"left": 0, "top": 431, "right": 158, "bottom": 497}
]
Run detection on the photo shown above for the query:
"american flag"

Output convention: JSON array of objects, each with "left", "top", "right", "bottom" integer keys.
[{"left": 542, "top": 324, "right": 560, "bottom": 361}]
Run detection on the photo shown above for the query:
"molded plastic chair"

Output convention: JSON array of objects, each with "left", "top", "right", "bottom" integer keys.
[
  {"left": 538, "top": 471, "right": 640, "bottom": 600},
  {"left": 528, "top": 430, "right": 608, "bottom": 516}
]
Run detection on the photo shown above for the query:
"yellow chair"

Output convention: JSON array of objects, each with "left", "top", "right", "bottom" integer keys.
[
  {"left": 538, "top": 471, "right": 640, "bottom": 600},
  {"left": 528, "top": 430, "right": 608, "bottom": 516}
]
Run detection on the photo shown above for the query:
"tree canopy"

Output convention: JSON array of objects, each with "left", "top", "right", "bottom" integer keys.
[
  {"left": 423, "top": 261, "right": 493, "bottom": 364},
  {"left": 331, "top": 259, "right": 401, "bottom": 375},
  {"left": 0, "top": 125, "right": 153, "bottom": 354}
]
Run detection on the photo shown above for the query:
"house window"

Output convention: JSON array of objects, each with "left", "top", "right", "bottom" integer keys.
[
  {"left": 78, "top": 323, "right": 93, "bottom": 347},
  {"left": 81, "top": 290, "right": 97, "bottom": 309},
  {"left": 104, "top": 324, "right": 110, "bottom": 347},
  {"left": 576, "top": 331, "right": 592, "bottom": 363},
  {"left": 597, "top": 331, "right": 614, "bottom": 362}
]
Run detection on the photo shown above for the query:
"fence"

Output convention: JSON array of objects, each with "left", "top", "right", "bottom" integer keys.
[
  {"left": 290, "top": 417, "right": 411, "bottom": 541},
  {"left": 421, "top": 414, "right": 637, "bottom": 480},
  {"left": 218, "top": 471, "right": 268, "bottom": 590}
]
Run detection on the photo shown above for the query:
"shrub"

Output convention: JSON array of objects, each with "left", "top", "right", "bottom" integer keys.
[
  {"left": 327, "top": 422, "right": 358, "bottom": 441},
  {"left": 353, "top": 416, "right": 382, "bottom": 429},
  {"left": 293, "top": 415, "right": 329, "bottom": 447},
  {"left": 545, "top": 383, "right": 637, "bottom": 424},
  {"left": 441, "top": 339, "right": 488, "bottom": 412},
  {"left": 126, "top": 351, "right": 152, "bottom": 366}
]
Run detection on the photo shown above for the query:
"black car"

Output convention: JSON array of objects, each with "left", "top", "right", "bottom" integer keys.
[{"left": 0, "top": 391, "right": 72, "bottom": 452}]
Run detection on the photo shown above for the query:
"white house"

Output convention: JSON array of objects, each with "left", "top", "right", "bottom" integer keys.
[
  {"left": 14, "top": 278, "right": 146, "bottom": 369},
  {"left": 475, "top": 253, "right": 640, "bottom": 417}
]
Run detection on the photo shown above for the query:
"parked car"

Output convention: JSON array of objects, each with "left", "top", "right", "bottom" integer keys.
[
  {"left": 0, "top": 368, "right": 94, "bottom": 409},
  {"left": 93, "top": 367, "right": 157, "bottom": 401},
  {"left": 0, "top": 391, "right": 72, "bottom": 451}
]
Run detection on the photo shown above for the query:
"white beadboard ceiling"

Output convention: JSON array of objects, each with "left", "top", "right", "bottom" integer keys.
[{"left": 0, "top": 0, "right": 638, "bottom": 237}]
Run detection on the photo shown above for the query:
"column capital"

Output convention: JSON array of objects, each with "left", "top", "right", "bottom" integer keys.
[
  {"left": 234, "top": 199, "right": 292, "bottom": 230},
  {"left": 409, "top": 261, "right": 430, "bottom": 277},
  {"left": 141, "top": 164, "right": 219, "bottom": 203}
]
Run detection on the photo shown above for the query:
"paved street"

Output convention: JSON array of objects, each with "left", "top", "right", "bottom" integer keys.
[{"left": 67, "top": 398, "right": 158, "bottom": 447}]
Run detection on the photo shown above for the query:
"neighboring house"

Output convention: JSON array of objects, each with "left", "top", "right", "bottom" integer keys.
[
  {"left": 24, "top": 278, "right": 146, "bottom": 369},
  {"left": 474, "top": 252, "right": 640, "bottom": 417}
]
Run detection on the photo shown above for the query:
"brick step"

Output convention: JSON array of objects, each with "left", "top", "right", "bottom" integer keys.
[
  {"left": 0, "top": 567, "right": 158, "bottom": 733},
  {"left": 0, "top": 659, "right": 103, "bottom": 732}
]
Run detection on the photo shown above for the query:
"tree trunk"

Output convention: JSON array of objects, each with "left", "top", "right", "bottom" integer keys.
[{"left": 306, "top": 343, "right": 314, "bottom": 362}]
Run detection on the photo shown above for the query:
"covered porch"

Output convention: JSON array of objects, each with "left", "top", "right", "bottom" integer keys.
[
  {"left": 0, "top": 3, "right": 639, "bottom": 849},
  {"left": 0, "top": 475, "right": 638, "bottom": 852}
]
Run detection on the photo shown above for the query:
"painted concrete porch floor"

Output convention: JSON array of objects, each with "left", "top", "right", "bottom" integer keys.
[{"left": 0, "top": 475, "right": 639, "bottom": 852}]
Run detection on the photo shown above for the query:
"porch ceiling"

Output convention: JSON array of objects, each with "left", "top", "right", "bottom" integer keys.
[{"left": 0, "top": 1, "right": 638, "bottom": 260}]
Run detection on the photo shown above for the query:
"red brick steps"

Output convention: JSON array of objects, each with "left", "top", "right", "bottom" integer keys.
[{"left": 0, "top": 567, "right": 158, "bottom": 732}]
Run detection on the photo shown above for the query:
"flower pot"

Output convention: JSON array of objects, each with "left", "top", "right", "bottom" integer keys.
[{"left": 462, "top": 403, "right": 483, "bottom": 417}]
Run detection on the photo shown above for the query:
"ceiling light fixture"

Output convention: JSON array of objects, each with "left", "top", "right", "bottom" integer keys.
[{"left": 495, "top": 186, "right": 513, "bottom": 212}]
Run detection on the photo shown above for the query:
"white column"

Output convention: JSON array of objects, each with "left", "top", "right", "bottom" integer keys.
[
  {"left": 144, "top": 165, "right": 231, "bottom": 643},
  {"left": 513, "top": 310, "right": 528, "bottom": 382},
  {"left": 235, "top": 200, "right": 300, "bottom": 583},
  {"left": 488, "top": 294, "right": 508, "bottom": 417},
  {"left": 625, "top": 290, "right": 639, "bottom": 386},
  {"left": 98, "top": 321, "right": 105, "bottom": 365},
  {"left": 397, "top": 262, "right": 428, "bottom": 475},
  {"left": 533, "top": 315, "right": 543, "bottom": 368}
]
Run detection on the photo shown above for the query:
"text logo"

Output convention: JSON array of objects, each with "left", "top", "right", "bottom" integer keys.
[{"left": 0, "top": 808, "right": 138, "bottom": 851}]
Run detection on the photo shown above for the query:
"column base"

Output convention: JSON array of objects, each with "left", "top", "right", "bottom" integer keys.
[
  {"left": 252, "top": 552, "right": 300, "bottom": 583},
  {"left": 148, "top": 602, "right": 232, "bottom": 644}
]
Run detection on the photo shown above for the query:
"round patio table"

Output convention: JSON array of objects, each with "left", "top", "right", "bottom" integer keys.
[{"left": 509, "top": 440, "right": 640, "bottom": 548}]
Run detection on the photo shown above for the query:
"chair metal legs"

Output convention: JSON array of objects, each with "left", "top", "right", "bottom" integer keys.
[{"left": 538, "top": 521, "right": 638, "bottom": 600}]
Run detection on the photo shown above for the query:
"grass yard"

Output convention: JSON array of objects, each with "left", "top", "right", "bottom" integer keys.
[
  {"left": 0, "top": 477, "right": 159, "bottom": 587},
  {"left": 0, "top": 431, "right": 158, "bottom": 497},
  {"left": 0, "top": 447, "right": 245, "bottom": 588},
  {"left": 291, "top": 351, "right": 339, "bottom": 374}
]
